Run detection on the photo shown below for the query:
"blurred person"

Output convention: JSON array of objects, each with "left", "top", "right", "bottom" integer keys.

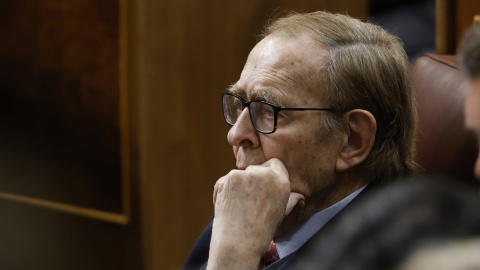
[
  {"left": 184, "top": 11, "right": 416, "bottom": 270},
  {"left": 396, "top": 238, "right": 480, "bottom": 270},
  {"left": 459, "top": 23, "right": 480, "bottom": 180},
  {"left": 291, "top": 178, "right": 480, "bottom": 270}
]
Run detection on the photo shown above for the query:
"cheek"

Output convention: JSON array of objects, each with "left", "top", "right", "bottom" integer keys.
[
  {"left": 264, "top": 133, "right": 330, "bottom": 174},
  {"left": 472, "top": 104, "right": 480, "bottom": 124},
  {"left": 475, "top": 153, "right": 480, "bottom": 181},
  {"left": 260, "top": 136, "right": 289, "bottom": 160},
  {"left": 465, "top": 96, "right": 476, "bottom": 120},
  {"left": 466, "top": 82, "right": 480, "bottom": 123},
  {"left": 259, "top": 134, "right": 304, "bottom": 168}
]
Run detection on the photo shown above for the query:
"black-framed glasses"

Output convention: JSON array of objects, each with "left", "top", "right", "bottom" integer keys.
[{"left": 221, "top": 92, "right": 344, "bottom": 134}]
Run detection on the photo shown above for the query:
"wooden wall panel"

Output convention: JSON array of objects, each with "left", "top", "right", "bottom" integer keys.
[
  {"left": 131, "top": 1, "right": 368, "bottom": 269},
  {"left": 456, "top": 0, "right": 480, "bottom": 49},
  {"left": 0, "top": 198, "right": 141, "bottom": 270},
  {"left": 0, "top": 1, "right": 141, "bottom": 269},
  {"left": 0, "top": 0, "right": 129, "bottom": 220},
  {"left": 436, "top": 0, "right": 480, "bottom": 54},
  {"left": 436, "top": 0, "right": 456, "bottom": 54}
]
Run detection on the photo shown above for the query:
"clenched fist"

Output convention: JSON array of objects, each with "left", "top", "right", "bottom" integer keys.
[{"left": 207, "top": 158, "right": 305, "bottom": 270}]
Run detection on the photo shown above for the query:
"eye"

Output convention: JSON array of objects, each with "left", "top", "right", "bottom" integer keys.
[
  {"left": 262, "top": 104, "right": 275, "bottom": 119},
  {"left": 233, "top": 98, "right": 243, "bottom": 113}
]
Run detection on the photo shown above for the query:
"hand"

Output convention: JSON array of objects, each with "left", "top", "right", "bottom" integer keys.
[
  {"left": 207, "top": 158, "right": 305, "bottom": 270},
  {"left": 213, "top": 160, "right": 304, "bottom": 217}
]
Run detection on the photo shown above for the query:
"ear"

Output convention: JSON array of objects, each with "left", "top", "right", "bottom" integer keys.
[{"left": 336, "top": 109, "right": 377, "bottom": 172}]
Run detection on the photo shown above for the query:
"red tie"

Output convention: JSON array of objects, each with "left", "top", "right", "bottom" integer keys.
[{"left": 258, "top": 240, "right": 280, "bottom": 270}]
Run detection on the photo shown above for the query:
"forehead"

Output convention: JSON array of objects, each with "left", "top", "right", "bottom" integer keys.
[{"left": 232, "top": 34, "right": 328, "bottom": 106}]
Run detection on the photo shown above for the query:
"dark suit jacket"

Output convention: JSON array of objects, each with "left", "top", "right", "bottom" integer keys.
[{"left": 183, "top": 183, "right": 381, "bottom": 270}]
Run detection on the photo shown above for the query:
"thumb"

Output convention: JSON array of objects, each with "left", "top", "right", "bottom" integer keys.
[
  {"left": 213, "top": 175, "right": 227, "bottom": 205},
  {"left": 262, "top": 158, "right": 289, "bottom": 179},
  {"left": 285, "top": 192, "right": 305, "bottom": 216}
]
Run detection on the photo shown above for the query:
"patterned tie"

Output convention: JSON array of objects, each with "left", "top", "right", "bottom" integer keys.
[{"left": 258, "top": 240, "right": 280, "bottom": 270}]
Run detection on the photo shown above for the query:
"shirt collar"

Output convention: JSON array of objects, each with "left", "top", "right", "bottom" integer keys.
[{"left": 274, "top": 185, "right": 367, "bottom": 258}]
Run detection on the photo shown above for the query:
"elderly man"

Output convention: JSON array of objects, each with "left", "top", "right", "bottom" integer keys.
[
  {"left": 184, "top": 11, "right": 416, "bottom": 270},
  {"left": 459, "top": 23, "right": 480, "bottom": 180}
]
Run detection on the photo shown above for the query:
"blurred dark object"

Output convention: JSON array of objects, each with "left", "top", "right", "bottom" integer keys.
[
  {"left": 293, "top": 177, "right": 480, "bottom": 270},
  {"left": 370, "top": 0, "right": 436, "bottom": 63}
]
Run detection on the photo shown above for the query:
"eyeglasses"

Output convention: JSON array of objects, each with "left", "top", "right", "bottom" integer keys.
[{"left": 221, "top": 92, "right": 343, "bottom": 134}]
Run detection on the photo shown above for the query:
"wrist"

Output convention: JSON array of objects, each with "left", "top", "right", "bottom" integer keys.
[{"left": 207, "top": 237, "right": 264, "bottom": 270}]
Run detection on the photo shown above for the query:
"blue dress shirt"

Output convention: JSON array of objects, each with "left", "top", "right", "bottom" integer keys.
[{"left": 275, "top": 185, "right": 367, "bottom": 258}]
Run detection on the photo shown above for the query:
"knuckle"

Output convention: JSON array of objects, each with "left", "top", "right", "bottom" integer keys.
[
  {"left": 228, "top": 169, "right": 241, "bottom": 179},
  {"left": 227, "top": 169, "right": 244, "bottom": 186}
]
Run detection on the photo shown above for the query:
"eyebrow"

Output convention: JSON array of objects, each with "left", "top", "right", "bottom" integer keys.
[
  {"left": 227, "top": 84, "right": 284, "bottom": 107},
  {"left": 227, "top": 84, "right": 243, "bottom": 96},
  {"left": 251, "top": 90, "right": 284, "bottom": 106}
]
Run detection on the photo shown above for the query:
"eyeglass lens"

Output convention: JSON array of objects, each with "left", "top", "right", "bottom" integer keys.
[
  {"left": 222, "top": 94, "right": 240, "bottom": 125},
  {"left": 222, "top": 94, "right": 276, "bottom": 133}
]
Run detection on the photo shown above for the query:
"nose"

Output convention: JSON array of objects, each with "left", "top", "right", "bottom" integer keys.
[
  {"left": 474, "top": 152, "right": 480, "bottom": 181},
  {"left": 227, "top": 107, "right": 260, "bottom": 147}
]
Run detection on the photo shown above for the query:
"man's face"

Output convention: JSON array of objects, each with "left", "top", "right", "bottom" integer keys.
[
  {"left": 465, "top": 75, "right": 480, "bottom": 180},
  {"left": 226, "top": 35, "right": 346, "bottom": 217}
]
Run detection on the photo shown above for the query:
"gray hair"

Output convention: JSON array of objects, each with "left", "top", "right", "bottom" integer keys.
[
  {"left": 261, "top": 11, "right": 417, "bottom": 182},
  {"left": 458, "top": 23, "right": 480, "bottom": 78}
]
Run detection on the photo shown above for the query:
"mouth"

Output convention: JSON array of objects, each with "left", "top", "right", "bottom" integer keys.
[
  {"left": 234, "top": 148, "right": 267, "bottom": 171},
  {"left": 235, "top": 159, "right": 267, "bottom": 170},
  {"left": 235, "top": 157, "right": 266, "bottom": 171},
  {"left": 235, "top": 159, "right": 261, "bottom": 171}
]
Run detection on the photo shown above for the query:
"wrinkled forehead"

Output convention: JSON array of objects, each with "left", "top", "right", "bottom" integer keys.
[
  {"left": 248, "top": 34, "right": 327, "bottom": 73},
  {"left": 236, "top": 35, "right": 328, "bottom": 106}
]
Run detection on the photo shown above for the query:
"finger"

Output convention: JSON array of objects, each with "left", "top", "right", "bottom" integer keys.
[
  {"left": 261, "top": 158, "right": 289, "bottom": 179},
  {"left": 213, "top": 183, "right": 217, "bottom": 205},
  {"left": 285, "top": 192, "right": 305, "bottom": 216},
  {"left": 213, "top": 175, "right": 227, "bottom": 205}
]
